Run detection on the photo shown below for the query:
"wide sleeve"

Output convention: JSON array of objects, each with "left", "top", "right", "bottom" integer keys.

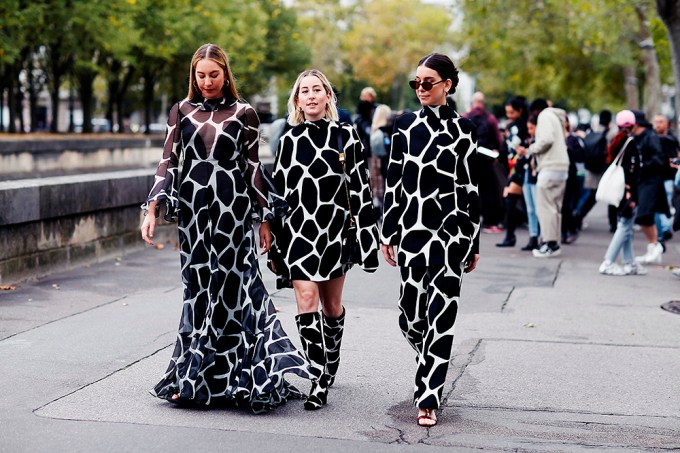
[
  {"left": 141, "top": 102, "right": 182, "bottom": 217},
  {"left": 380, "top": 119, "right": 405, "bottom": 246},
  {"left": 345, "top": 125, "right": 380, "bottom": 272},
  {"left": 241, "top": 104, "right": 287, "bottom": 223}
]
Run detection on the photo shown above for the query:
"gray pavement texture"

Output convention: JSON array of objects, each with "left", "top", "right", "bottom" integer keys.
[{"left": 1, "top": 203, "right": 679, "bottom": 453}]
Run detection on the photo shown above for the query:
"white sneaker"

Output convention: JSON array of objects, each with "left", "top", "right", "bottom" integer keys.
[
  {"left": 623, "top": 262, "right": 647, "bottom": 275},
  {"left": 672, "top": 267, "right": 680, "bottom": 277},
  {"left": 599, "top": 260, "right": 625, "bottom": 276},
  {"left": 636, "top": 243, "right": 663, "bottom": 264},
  {"left": 533, "top": 244, "right": 561, "bottom": 258}
]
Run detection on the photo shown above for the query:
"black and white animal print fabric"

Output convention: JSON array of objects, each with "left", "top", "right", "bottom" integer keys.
[
  {"left": 273, "top": 119, "right": 379, "bottom": 281},
  {"left": 398, "top": 265, "right": 462, "bottom": 409},
  {"left": 381, "top": 104, "right": 480, "bottom": 410},
  {"left": 381, "top": 105, "right": 480, "bottom": 267},
  {"left": 143, "top": 97, "right": 311, "bottom": 413}
]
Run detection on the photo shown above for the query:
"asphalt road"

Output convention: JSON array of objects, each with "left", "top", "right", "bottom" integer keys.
[{"left": 1, "top": 204, "right": 679, "bottom": 452}]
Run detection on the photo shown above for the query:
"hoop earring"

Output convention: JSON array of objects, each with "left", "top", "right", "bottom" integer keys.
[{"left": 225, "top": 80, "right": 229, "bottom": 87}]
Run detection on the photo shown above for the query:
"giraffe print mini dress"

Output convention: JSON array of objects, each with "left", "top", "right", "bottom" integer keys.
[
  {"left": 143, "top": 97, "right": 311, "bottom": 413},
  {"left": 273, "top": 119, "right": 379, "bottom": 280}
]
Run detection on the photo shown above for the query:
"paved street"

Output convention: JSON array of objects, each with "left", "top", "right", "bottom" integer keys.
[{"left": 1, "top": 204, "right": 679, "bottom": 452}]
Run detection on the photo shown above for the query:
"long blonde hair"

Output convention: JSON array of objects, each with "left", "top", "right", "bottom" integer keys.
[
  {"left": 287, "top": 69, "right": 338, "bottom": 126},
  {"left": 187, "top": 43, "right": 239, "bottom": 101},
  {"left": 371, "top": 104, "right": 392, "bottom": 133}
]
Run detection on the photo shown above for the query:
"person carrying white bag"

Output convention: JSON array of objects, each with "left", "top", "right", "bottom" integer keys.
[{"left": 598, "top": 110, "right": 645, "bottom": 276}]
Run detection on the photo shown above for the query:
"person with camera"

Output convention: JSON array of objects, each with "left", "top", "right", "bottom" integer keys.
[
  {"left": 381, "top": 53, "right": 480, "bottom": 427},
  {"left": 273, "top": 69, "right": 380, "bottom": 410},
  {"left": 140, "top": 44, "right": 311, "bottom": 412}
]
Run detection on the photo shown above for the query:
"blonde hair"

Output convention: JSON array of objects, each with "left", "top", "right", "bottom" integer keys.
[
  {"left": 187, "top": 43, "right": 239, "bottom": 101},
  {"left": 371, "top": 104, "right": 392, "bottom": 133},
  {"left": 287, "top": 69, "right": 338, "bottom": 126}
]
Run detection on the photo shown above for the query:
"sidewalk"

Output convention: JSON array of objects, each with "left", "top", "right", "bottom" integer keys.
[{"left": 1, "top": 204, "right": 678, "bottom": 452}]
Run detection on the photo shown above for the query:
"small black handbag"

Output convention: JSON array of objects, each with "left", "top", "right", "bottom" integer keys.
[
  {"left": 338, "top": 129, "right": 362, "bottom": 264},
  {"left": 266, "top": 217, "right": 293, "bottom": 289}
]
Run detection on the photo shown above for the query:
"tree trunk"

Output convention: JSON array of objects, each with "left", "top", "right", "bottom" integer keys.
[
  {"left": 656, "top": 0, "right": 680, "bottom": 130},
  {"left": 637, "top": 7, "right": 663, "bottom": 118},
  {"left": 143, "top": 69, "right": 155, "bottom": 135},
  {"left": 77, "top": 70, "right": 97, "bottom": 134},
  {"left": 7, "top": 64, "right": 17, "bottom": 133},
  {"left": 623, "top": 66, "right": 640, "bottom": 110}
]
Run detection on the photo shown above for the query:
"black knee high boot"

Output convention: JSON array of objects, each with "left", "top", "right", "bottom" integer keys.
[
  {"left": 296, "top": 312, "right": 328, "bottom": 410},
  {"left": 322, "top": 307, "right": 345, "bottom": 387}
]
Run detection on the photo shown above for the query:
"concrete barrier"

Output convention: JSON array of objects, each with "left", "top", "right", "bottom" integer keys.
[
  {"left": 0, "top": 169, "right": 177, "bottom": 284},
  {"left": 0, "top": 135, "right": 165, "bottom": 178},
  {"left": 0, "top": 136, "right": 276, "bottom": 284}
]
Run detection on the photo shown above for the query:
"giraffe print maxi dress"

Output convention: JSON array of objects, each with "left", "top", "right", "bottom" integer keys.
[
  {"left": 273, "top": 119, "right": 380, "bottom": 280},
  {"left": 381, "top": 105, "right": 480, "bottom": 410},
  {"left": 143, "top": 97, "right": 311, "bottom": 413}
]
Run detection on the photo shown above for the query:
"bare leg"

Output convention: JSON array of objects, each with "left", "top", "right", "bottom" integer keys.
[{"left": 318, "top": 275, "right": 346, "bottom": 318}]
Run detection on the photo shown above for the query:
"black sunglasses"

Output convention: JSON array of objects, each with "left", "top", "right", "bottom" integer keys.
[{"left": 408, "top": 79, "right": 444, "bottom": 91}]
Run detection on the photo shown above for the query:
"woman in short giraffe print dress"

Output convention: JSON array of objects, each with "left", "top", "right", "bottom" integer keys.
[
  {"left": 380, "top": 53, "right": 481, "bottom": 427},
  {"left": 273, "top": 69, "right": 380, "bottom": 410},
  {"left": 140, "top": 44, "right": 311, "bottom": 413}
]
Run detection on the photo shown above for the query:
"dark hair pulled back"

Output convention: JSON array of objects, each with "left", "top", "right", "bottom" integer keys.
[{"left": 418, "top": 53, "right": 459, "bottom": 94}]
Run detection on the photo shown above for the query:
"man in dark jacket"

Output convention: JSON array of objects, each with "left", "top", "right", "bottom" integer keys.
[
  {"left": 465, "top": 91, "right": 505, "bottom": 232},
  {"left": 632, "top": 110, "right": 670, "bottom": 264},
  {"left": 652, "top": 114, "right": 677, "bottom": 244}
]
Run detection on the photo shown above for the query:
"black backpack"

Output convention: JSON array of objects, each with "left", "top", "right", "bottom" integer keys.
[{"left": 582, "top": 130, "right": 608, "bottom": 173}]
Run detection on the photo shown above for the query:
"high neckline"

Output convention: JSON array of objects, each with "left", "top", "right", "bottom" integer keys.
[
  {"left": 187, "top": 95, "right": 237, "bottom": 111},
  {"left": 423, "top": 104, "right": 457, "bottom": 120},
  {"left": 303, "top": 117, "right": 331, "bottom": 129}
]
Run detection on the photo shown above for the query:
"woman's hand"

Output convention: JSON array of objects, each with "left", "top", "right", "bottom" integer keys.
[
  {"left": 381, "top": 244, "right": 397, "bottom": 267},
  {"left": 464, "top": 254, "right": 480, "bottom": 273},
  {"left": 141, "top": 201, "right": 158, "bottom": 246},
  {"left": 259, "top": 221, "right": 272, "bottom": 254}
]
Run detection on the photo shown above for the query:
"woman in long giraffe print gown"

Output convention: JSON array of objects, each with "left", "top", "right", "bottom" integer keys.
[
  {"left": 380, "top": 53, "right": 481, "bottom": 427},
  {"left": 140, "top": 44, "right": 311, "bottom": 413},
  {"left": 273, "top": 69, "right": 380, "bottom": 410}
]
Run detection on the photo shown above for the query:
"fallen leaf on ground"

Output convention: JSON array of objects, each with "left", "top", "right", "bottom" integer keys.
[{"left": 0, "top": 285, "right": 17, "bottom": 290}]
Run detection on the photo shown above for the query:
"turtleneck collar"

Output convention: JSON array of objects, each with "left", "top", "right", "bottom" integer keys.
[
  {"left": 188, "top": 95, "right": 236, "bottom": 111},
  {"left": 422, "top": 104, "right": 457, "bottom": 120},
  {"left": 303, "top": 117, "right": 331, "bottom": 129}
]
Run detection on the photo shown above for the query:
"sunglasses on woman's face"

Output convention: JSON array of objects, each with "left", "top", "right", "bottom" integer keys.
[{"left": 408, "top": 79, "right": 444, "bottom": 91}]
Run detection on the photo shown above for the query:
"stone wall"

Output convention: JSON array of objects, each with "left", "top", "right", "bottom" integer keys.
[{"left": 0, "top": 135, "right": 164, "bottom": 178}]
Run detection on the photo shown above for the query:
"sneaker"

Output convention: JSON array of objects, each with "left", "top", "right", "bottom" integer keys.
[
  {"left": 635, "top": 243, "right": 663, "bottom": 264},
  {"left": 599, "top": 260, "right": 625, "bottom": 275},
  {"left": 532, "top": 243, "right": 561, "bottom": 258},
  {"left": 622, "top": 262, "right": 647, "bottom": 276},
  {"left": 672, "top": 267, "right": 680, "bottom": 277}
]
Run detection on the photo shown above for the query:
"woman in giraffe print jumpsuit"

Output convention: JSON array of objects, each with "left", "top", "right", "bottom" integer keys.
[
  {"left": 140, "top": 44, "right": 311, "bottom": 413},
  {"left": 273, "top": 69, "right": 380, "bottom": 410},
  {"left": 381, "top": 53, "right": 481, "bottom": 427}
]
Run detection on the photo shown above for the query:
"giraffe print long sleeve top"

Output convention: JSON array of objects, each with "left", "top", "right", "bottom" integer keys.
[{"left": 381, "top": 105, "right": 481, "bottom": 268}]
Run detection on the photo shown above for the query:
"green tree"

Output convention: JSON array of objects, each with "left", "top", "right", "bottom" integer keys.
[
  {"left": 454, "top": 0, "right": 670, "bottom": 113},
  {"left": 656, "top": 0, "right": 680, "bottom": 121},
  {"left": 344, "top": 0, "right": 454, "bottom": 109}
]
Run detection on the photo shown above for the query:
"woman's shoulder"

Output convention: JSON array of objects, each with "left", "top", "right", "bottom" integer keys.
[{"left": 451, "top": 116, "right": 477, "bottom": 135}]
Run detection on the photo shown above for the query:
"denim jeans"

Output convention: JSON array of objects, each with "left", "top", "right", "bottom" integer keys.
[
  {"left": 655, "top": 179, "right": 674, "bottom": 236},
  {"left": 604, "top": 214, "right": 635, "bottom": 264},
  {"left": 523, "top": 176, "right": 540, "bottom": 238}
]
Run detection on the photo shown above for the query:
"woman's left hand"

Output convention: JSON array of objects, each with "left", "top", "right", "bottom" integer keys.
[
  {"left": 259, "top": 221, "right": 272, "bottom": 254},
  {"left": 464, "top": 254, "right": 480, "bottom": 273}
]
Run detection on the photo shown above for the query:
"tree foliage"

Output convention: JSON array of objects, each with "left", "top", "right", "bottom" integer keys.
[{"left": 454, "top": 0, "right": 672, "bottom": 112}]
